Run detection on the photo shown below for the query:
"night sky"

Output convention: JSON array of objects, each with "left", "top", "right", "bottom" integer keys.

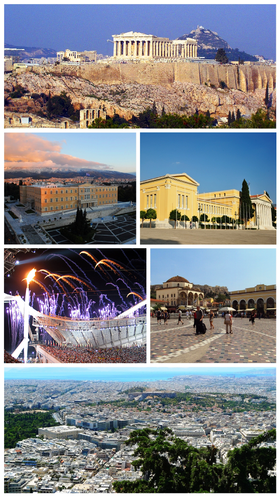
[{"left": 5, "top": 248, "right": 146, "bottom": 314}]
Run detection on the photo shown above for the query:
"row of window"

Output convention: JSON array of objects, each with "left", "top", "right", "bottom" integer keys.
[
  {"left": 146, "top": 194, "right": 157, "bottom": 209},
  {"left": 198, "top": 203, "right": 230, "bottom": 216},
  {"left": 43, "top": 187, "right": 117, "bottom": 196}
]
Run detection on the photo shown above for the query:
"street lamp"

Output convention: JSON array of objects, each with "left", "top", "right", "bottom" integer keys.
[{"left": 23, "top": 268, "right": 36, "bottom": 363}]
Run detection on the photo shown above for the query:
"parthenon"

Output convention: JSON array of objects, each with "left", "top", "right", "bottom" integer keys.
[{"left": 112, "top": 31, "right": 197, "bottom": 60}]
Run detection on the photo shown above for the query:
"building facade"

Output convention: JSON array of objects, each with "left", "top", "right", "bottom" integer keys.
[
  {"left": 20, "top": 182, "right": 118, "bottom": 215},
  {"left": 230, "top": 284, "right": 276, "bottom": 315},
  {"left": 112, "top": 32, "right": 197, "bottom": 60},
  {"left": 56, "top": 49, "right": 97, "bottom": 63},
  {"left": 140, "top": 174, "right": 274, "bottom": 229},
  {"left": 155, "top": 275, "right": 204, "bottom": 307}
]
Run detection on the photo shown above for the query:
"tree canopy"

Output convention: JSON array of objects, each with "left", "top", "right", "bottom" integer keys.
[
  {"left": 240, "top": 179, "right": 254, "bottom": 221},
  {"left": 215, "top": 48, "right": 229, "bottom": 64},
  {"left": 113, "top": 427, "right": 276, "bottom": 493}
]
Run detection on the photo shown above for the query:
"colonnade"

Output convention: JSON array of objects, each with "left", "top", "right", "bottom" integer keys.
[
  {"left": 253, "top": 200, "right": 273, "bottom": 228},
  {"left": 113, "top": 32, "right": 197, "bottom": 59}
]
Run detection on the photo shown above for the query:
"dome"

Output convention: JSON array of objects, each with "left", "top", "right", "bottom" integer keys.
[{"left": 166, "top": 275, "right": 190, "bottom": 283}]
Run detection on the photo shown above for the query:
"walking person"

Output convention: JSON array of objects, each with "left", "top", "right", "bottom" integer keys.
[
  {"left": 209, "top": 309, "right": 214, "bottom": 330},
  {"left": 193, "top": 310, "right": 197, "bottom": 328},
  {"left": 224, "top": 310, "right": 232, "bottom": 334},
  {"left": 156, "top": 309, "right": 162, "bottom": 325},
  {"left": 164, "top": 310, "right": 168, "bottom": 325},
  {"left": 177, "top": 309, "right": 183, "bottom": 325},
  {"left": 195, "top": 306, "right": 203, "bottom": 335},
  {"left": 250, "top": 310, "right": 256, "bottom": 325}
]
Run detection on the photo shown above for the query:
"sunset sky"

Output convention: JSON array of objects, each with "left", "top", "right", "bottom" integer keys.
[{"left": 4, "top": 132, "right": 136, "bottom": 174}]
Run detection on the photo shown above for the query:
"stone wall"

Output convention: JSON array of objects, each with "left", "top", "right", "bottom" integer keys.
[{"left": 36, "top": 62, "right": 276, "bottom": 91}]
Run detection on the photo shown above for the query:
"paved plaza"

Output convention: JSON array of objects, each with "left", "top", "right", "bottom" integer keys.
[
  {"left": 141, "top": 228, "right": 276, "bottom": 245},
  {"left": 150, "top": 316, "right": 276, "bottom": 363}
]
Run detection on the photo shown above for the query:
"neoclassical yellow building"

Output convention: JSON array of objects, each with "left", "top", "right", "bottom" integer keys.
[
  {"left": 230, "top": 284, "right": 276, "bottom": 315},
  {"left": 140, "top": 173, "right": 274, "bottom": 229}
]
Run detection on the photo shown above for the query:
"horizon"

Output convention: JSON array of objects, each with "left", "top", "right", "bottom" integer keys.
[
  {"left": 5, "top": 5, "right": 276, "bottom": 60},
  {"left": 4, "top": 365, "right": 276, "bottom": 382}
]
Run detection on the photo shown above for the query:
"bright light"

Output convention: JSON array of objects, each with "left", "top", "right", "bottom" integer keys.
[{"left": 27, "top": 268, "right": 36, "bottom": 285}]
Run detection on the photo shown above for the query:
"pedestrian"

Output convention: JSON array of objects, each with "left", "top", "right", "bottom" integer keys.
[
  {"left": 177, "top": 309, "right": 183, "bottom": 325},
  {"left": 195, "top": 306, "right": 203, "bottom": 334},
  {"left": 209, "top": 309, "right": 214, "bottom": 330},
  {"left": 193, "top": 310, "right": 197, "bottom": 328},
  {"left": 250, "top": 310, "right": 256, "bottom": 325},
  {"left": 164, "top": 310, "right": 168, "bottom": 325},
  {"left": 156, "top": 309, "right": 162, "bottom": 325},
  {"left": 224, "top": 311, "right": 232, "bottom": 334}
]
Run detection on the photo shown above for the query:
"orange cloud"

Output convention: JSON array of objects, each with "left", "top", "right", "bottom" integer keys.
[{"left": 4, "top": 133, "right": 112, "bottom": 171}]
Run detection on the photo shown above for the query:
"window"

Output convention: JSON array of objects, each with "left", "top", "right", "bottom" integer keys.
[
  {"left": 56, "top": 198, "right": 58, "bottom": 202},
  {"left": 50, "top": 206, "right": 53, "bottom": 211},
  {"left": 50, "top": 198, "right": 53, "bottom": 202},
  {"left": 61, "top": 198, "right": 63, "bottom": 201},
  {"left": 154, "top": 194, "right": 157, "bottom": 208},
  {"left": 45, "top": 199, "right": 47, "bottom": 203},
  {"left": 45, "top": 207, "right": 48, "bottom": 211}
]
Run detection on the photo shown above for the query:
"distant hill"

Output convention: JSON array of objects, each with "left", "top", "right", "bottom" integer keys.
[
  {"left": 178, "top": 26, "right": 258, "bottom": 62},
  {"left": 5, "top": 43, "right": 57, "bottom": 59},
  {"left": 4, "top": 168, "right": 135, "bottom": 181}
]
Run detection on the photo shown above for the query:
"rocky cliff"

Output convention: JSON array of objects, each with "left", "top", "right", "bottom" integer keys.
[{"left": 4, "top": 61, "right": 276, "bottom": 124}]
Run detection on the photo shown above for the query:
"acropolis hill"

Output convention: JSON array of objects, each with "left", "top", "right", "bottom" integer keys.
[{"left": 5, "top": 60, "right": 276, "bottom": 126}]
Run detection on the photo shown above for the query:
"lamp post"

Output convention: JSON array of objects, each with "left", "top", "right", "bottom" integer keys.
[{"left": 23, "top": 268, "right": 36, "bottom": 363}]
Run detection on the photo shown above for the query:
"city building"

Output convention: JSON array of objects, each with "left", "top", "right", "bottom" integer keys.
[
  {"left": 155, "top": 275, "right": 204, "bottom": 307},
  {"left": 19, "top": 182, "right": 118, "bottom": 215},
  {"left": 140, "top": 173, "right": 274, "bottom": 229},
  {"left": 230, "top": 284, "right": 276, "bottom": 315},
  {"left": 56, "top": 49, "right": 97, "bottom": 63},
  {"left": 112, "top": 32, "right": 197, "bottom": 60}
]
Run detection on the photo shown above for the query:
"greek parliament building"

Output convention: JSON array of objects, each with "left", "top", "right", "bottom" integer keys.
[
  {"left": 230, "top": 284, "right": 276, "bottom": 315},
  {"left": 140, "top": 173, "right": 274, "bottom": 229},
  {"left": 20, "top": 182, "right": 118, "bottom": 216},
  {"left": 112, "top": 31, "right": 197, "bottom": 60},
  {"left": 156, "top": 276, "right": 204, "bottom": 307}
]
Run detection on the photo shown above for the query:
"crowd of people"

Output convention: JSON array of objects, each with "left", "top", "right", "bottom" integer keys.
[
  {"left": 38, "top": 344, "right": 146, "bottom": 363},
  {"left": 153, "top": 306, "right": 265, "bottom": 337},
  {"left": 4, "top": 351, "right": 21, "bottom": 363}
]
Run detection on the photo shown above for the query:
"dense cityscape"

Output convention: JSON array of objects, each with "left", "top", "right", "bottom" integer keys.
[{"left": 4, "top": 369, "right": 276, "bottom": 492}]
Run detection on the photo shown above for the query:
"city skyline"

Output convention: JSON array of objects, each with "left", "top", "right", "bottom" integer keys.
[
  {"left": 4, "top": 133, "right": 136, "bottom": 175},
  {"left": 4, "top": 365, "right": 276, "bottom": 381},
  {"left": 5, "top": 4, "right": 276, "bottom": 60},
  {"left": 140, "top": 133, "right": 276, "bottom": 203},
  {"left": 150, "top": 248, "right": 276, "bottom": 291}
]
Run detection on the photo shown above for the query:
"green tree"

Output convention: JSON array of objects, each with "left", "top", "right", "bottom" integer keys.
[
  {"left": 215, "top": 48, "right": 229, "bottom": 64},
  {"left": 240, "top": 179, "right": 254, "bottom": 224},
  {"left": 200, "top": 213, "right": 209, "bottom": 222},
  {"left": 140, "top": 210, "right": 147, "bottom": 227},
  {"left": 113, "top": 428, "right": 276, "bottom": 493},
  {"left": 46, "top": 91, "right": 79, "bottom": 121},
  {"left": 169, "top": 209, "right": 181, "bottom": 228},
  {"left": 145, "top": 208, "right": 157, "bottom": 228}
]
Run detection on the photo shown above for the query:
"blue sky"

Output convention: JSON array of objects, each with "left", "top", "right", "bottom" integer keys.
[
  {"left": 5, "top": 132, "right": 136, "bottom": 174},
  {"left": 150, "top": 248, "right": 276, "bottom": 290},
  {"left": 140, "top": 133, "right": 276, "bottom": 203},
  {"left": 5, "top": 4, "right": 276, "bottom": 60},
  {"left": 4, "top": 365, "right": 275, "bottom": 381}
]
